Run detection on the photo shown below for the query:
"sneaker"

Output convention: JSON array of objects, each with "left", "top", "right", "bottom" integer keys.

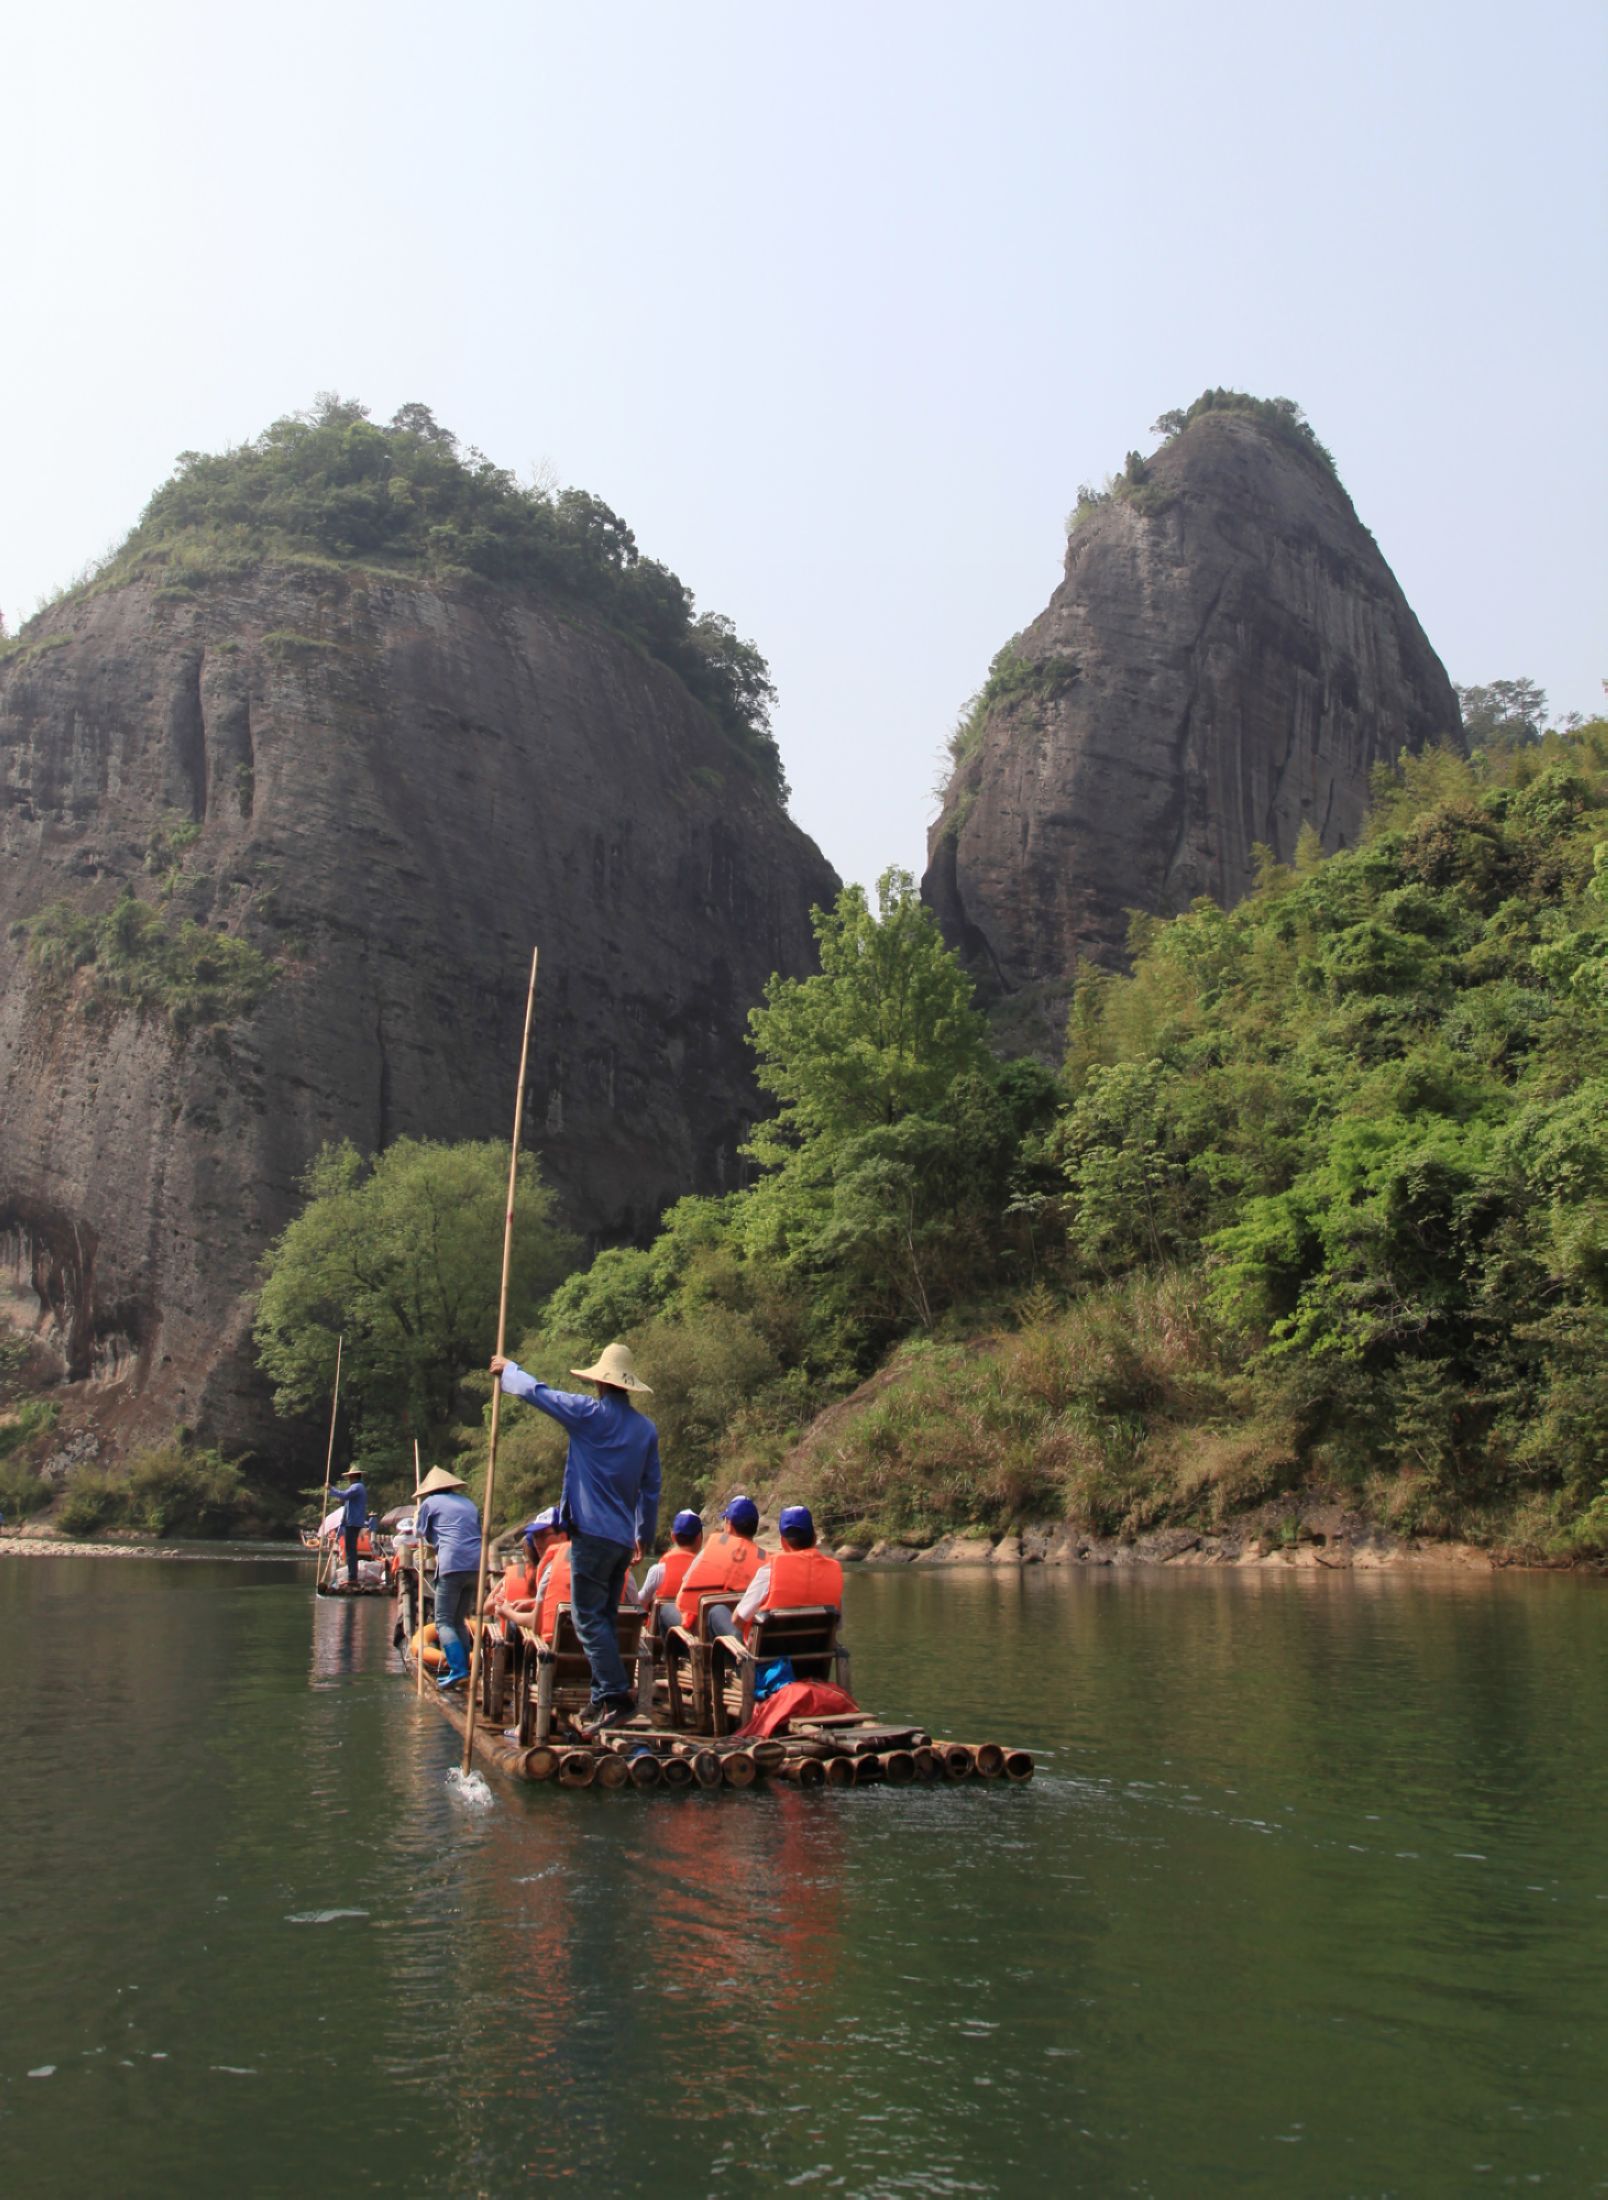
[{"left": 580, "top": 1698, "right": 640, "bottom": 1732}]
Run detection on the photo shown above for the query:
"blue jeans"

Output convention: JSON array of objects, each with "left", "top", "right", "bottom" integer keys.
[
  {"left": 569, "top": 1531, "right": 632, "bottom": 1706},
  {"left": 434, "top": 1570, "right": 478, "bottom": 1679},
  {"left": 342, "top": 1523, "right": 362, "bottom": 1584}
]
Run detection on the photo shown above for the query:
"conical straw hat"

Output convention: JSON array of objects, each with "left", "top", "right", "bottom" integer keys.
[
  {"left": 417, "top": 1465, "right": 467, "bottom": 1495},
  {"left": 569, "top": 1342, "right": 652, "bottom": 1394}
]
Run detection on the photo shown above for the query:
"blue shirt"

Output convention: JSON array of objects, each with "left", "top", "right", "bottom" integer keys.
[
  {"left": 416, "top": 1490, "right": 482, "bottom": 1576},
  {"left": 340, "top": 1480, "right": 368, "bottom": 1529},
  {"left": 500, "top": 1364, "right": 661, "bottom": 1551}
]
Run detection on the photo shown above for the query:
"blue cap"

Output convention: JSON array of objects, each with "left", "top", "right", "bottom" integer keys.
[
  {"left": 671, "top": 1509, "right": 702, "bottom": 1542},
  {"left": 722, "top": 1494, "right": 759, "bottom": 1536},
  {"left": 778, "top": 1504, "right": 814, "bottom": 1540},
  {"left": 523, "top": 1506, "right": 561, "bottom": 1538}
]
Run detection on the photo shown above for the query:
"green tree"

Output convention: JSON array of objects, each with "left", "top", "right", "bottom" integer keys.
[
  {"left": 746, "top": 868, "right": 991, "bottom": 1159},
  {"left": 254, "top": 1138, "right": 577, "bottom": 1468},
  {"left": 1456, "top": 678, "right": 1551, "bottom": 746}
]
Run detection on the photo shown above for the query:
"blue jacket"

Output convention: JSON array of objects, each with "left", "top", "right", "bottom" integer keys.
[
  {"left": 416, "top": 1490, "right": 482, "bottom": 1576},
  {"left": 340, "top": 1479, "right": 367, "bottom": 1530},
  {"left": 500, "top": 1364, "right": 661, "bottom": 1551}
]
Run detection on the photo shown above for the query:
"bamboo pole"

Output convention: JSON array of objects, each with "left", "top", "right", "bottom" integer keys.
[
  {"left": 313, "top": 1335, "right": 343, "bottom": 1600},
  {"left": 461, "top": 947, "right": 539, "bottom": 1776},
  {"left": 413, "top": 1439, "right": 425, "bottom": 1701}
]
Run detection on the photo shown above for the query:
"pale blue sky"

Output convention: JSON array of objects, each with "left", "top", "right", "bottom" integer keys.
[{"left": 5, "top": 1, "right": 1603, "bottom": 893}]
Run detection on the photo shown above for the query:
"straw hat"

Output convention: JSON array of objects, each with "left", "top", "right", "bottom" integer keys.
[
  {"left": 417, "top": 1465, "right": 467, "bottom": 1495},
  {"left": 569, "top": 1342, "right": 652, "bottom": 1394}
]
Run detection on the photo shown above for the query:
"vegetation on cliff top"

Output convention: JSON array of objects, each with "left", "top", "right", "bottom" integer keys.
[
  {"left": 944, "top": 392, "right": 1335, "bottom": 791},
  {"left": 40, "top": 394, "right": 788, "bottom": 801}
]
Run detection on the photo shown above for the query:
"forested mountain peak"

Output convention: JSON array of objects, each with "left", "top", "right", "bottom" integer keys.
[{"left": 33, "top": 394, "right": 786, "bottom": 801}]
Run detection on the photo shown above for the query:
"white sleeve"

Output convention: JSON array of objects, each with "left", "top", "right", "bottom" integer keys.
[
  {"left": 639, "top": 1561, "right": 664, "bottom": 1605},
  {"left": 734, "top": 1565, "right": 770, "bottom": 1626}
]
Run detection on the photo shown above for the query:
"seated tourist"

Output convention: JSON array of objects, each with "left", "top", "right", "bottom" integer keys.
[
  {"left": 673, "top": 1495, "right": 762, "bottom": 1639},
  {"left": 724, "top": 1504, "right": 843, "bottom": 1641},
  {"left": 637, "top": 1510, "right": 704, "bottom": 1637},
  {"left": 529, "top": 1514, "right": 575, "bottom": 1645},
  {"left": 490, "top": 1507, "right": 562, "bottom": 1636}
]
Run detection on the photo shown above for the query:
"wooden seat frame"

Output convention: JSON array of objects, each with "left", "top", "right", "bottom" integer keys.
[
  {"left": 664, "top": 1600, "right": 850, "bottom": 1735},
  {"left": 514, "top": 1602, "right": 652, "bottom": 1744}
]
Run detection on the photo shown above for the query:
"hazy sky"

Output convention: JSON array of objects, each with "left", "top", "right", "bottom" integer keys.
[{"left": 5, "top": 1, "right": 1603, "bottom": 893}]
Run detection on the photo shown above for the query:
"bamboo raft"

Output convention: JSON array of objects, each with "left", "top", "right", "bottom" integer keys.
[{"left": 397, "top": 1576, "right": 1034, "bottom": 1795}]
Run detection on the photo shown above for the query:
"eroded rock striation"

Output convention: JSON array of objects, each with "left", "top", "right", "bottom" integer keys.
[
  {"left": 924, "top": 405, "right": 1460, "bottom": 1030},
  {"left": 0, "top": 566, "right": 836, "bottom": 1460}
]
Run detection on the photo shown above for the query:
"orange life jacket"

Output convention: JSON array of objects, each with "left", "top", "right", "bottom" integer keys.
[
  {"left": 501, "top": 1560, "right": 539, "bottom": 1606},
  {"left": 654, "top": 1545, "right": 698, "bottom": 1608},
  {"left": 676, "top": 1530, "right": 760, "bottom": 1630},
  {"left": 536, "top": 1544, "right": 572, "bottom": 1642},
  {"left": 357, "top": 1528, "right": 375, "bottom": 1556},
  {"left": 755, "top": 1546, "right": 843, "bottom": 1622}
]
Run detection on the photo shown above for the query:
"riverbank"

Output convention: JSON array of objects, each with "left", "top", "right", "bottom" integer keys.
[
  {"left": 4, "top": 1522, "right": 1596, "bottom": 1577},
  {"left": 0, "top": 1533, "right": 308, "bottom": 1562},
  {"left": 851, "top": 1513, "right": 1538, "bottom": 1573}
]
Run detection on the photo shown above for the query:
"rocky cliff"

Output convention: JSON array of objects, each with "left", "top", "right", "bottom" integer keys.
[
  {"left": 924, "top": 401, "right": 1461, "bottom": 1031},
  {"left": 0, "top": 563, "right": 837, "bottom": 1463}
]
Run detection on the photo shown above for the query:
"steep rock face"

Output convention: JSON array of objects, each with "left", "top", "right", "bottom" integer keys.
[
  {"left": 0, "top": 567, "right": 837, "bottom": 1458},
  {"left": 924, "top": 411, "right": 1460, "bottom": 1023}
]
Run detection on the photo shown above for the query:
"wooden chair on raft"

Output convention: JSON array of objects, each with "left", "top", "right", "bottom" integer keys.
[
  {"left": 660, "top": 1593, "right": 738, "bottom": 1734},
  {"left": 510, "top": 1604, "right": 653, "bottom": 1744},
  {"left": 664, "top": 1599, "right": 850, "bottom": 1736},
  {"left": 711, "top": 1604, "right": 850, "bottom": 1734}
]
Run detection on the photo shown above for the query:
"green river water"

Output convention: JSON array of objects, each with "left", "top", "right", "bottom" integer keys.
[{"left": 1, "top": 1554, "right": 1604, "bottom": 2195}]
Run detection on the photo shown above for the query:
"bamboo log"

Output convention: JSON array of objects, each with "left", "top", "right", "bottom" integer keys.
[
  {"left": 627, "top": 1751, "right": 663, "bottom": 1790},
  {"left": 1003, "top": 1750, "right": 1035, "bottom": 1782},
  {"left": 313, "top": 1334, "right": 343, "bottom": 1600},
  {"left": 661, "top": 1756, "right": 694, "bottom": 1789},
  {"left": 912, "top": 1746, "right": 938, "bottom": 1780},
  {"left": 783, "top": 1756, "right": 826, "bottom": 1788},
  {"left": 412, "top": 1438, "right": 425, "bottom": 1702},
  {"left": 879, "top": 1750, "right": 916, "bottom": 1784},
  {"left": 521, "top": 1745, "right": 559, "bottom": 1782},
  {"left": 594, "top": 1753, "right": 629, "bottom": 1790},
  {"left": 938, "top": 1744, "right": 975, "bottom": 1779},
  {"left": 973, "top": 1741, "right": 1006, "bottom": 1779},
  {"left": 823, "top": 1756, "right": 856, "bottom": 1788},
  {"left": 558, "top": 1749, "right": 596, "bottom": 1787},
  {"left": 852, "top": 1755, "right": 884, "bottom": 1784},
  {"left": 720, "top": 1749, "right": 759, "bottom": 1789},
  {"left": 691, "top": 1751, "right": 723, "bottom": 1789},
  {"left": 462, "top": 945, "right": 540, "bottom": 1778}
]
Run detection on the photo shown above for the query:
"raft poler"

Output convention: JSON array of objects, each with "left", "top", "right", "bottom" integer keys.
[
  {"left": 674, "top": 1494, "right": 762, "bottom": 1633},
  {"left": 336, "top": 1466, "right": 368, "bottom": 1588},
  {"left": 641, "top": 1509, "right": 704, "bottom": 1639},
  {"left": 414, "top": 1465, "right": 482, "bottom": 1690},
  {"left": 491, "top": 1343, "right": 661, "bottom": 1732}
]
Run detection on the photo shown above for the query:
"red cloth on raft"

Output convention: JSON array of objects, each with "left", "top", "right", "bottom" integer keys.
[{"left": 733, "top": 1680, "right": 859, "bottom": 1740}]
